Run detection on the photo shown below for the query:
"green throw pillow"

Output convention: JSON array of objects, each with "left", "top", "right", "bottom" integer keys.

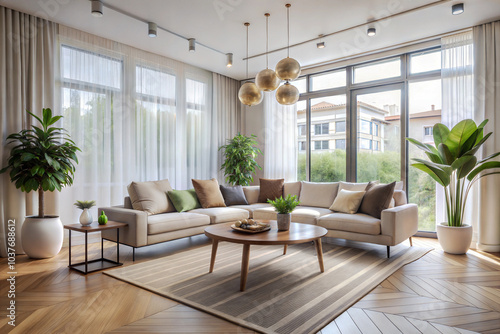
[{"left": 167, "top": 189, "right": 201, "bottom": 212}]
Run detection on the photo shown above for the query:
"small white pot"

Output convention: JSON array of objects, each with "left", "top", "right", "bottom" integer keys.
[
  {"left": 436, "top": 223, "right": 473, "bottom": 255},
  {"left": 79, "top": 208, "right": 93, "bottom": 226},
  {"left": 277, "top": 213, "right": 291, "bottom": 231},
  {"left": 21, "top": 216, "right": 64, "bottom": 259}
]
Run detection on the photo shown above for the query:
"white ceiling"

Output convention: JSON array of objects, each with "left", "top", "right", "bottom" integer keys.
[{"left": 2, "top": 0, "right": 500, "bottom": 80}]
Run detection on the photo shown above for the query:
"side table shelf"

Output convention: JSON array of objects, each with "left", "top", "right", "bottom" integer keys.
[{"left": 64, "top": 221, "right": 127, "bottom": 274}]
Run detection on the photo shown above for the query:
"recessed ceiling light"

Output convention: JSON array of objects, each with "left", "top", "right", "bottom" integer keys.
[
  {"left": 148, "top": 22, "right": 157, "bottom": 37},
  {"left": 188, "top": 38, "right": 196, "bottom": 52},
  {"left": 317, "top": 41, "right": 325, "bottom": 49},
  {"left": 91, "top": 0, "right": 103, "bottom": 17},
  {"left": 452, "top": 3, "right": 464, "bottom": 15},
  {"left": 226, "top": 53, "right": 233, "bottom": 67},
  {"left": 367, "top": 28, "right": 376, "bottom": 37}
]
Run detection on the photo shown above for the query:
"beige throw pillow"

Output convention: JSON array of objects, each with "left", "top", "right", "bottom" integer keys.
[
  {"left": 299, "top": 181, "right": 339, "bottom": 208},
  {"left": 192, "top": 178, "right": 226, "bottom": 208},
  {"left": 243, "top": 186, "right": 260, "bottom": 204},
  {"left": 329, "top": 189, "right": 366, "bottom": 214},
  {"left": 127, "top": 179, "right": 175, "bottom": 215}
]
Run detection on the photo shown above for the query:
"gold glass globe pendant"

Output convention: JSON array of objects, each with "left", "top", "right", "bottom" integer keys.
[
  {"left": 256, "top": 13, "right": 280, "bottom": 92},
  {"left": 276, "top": 81, "right": 299, "bottom": 105},
  {"left": 238, "top": 22, "right": 263, "bottom": 106}
]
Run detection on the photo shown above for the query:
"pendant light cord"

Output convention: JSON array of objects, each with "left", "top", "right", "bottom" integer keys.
[
  {"left": 245, "top": 23, "right": 249, "bottom": 78},
  {"left": 287, "top": 5, "right": 290, "bottom": 58},
  {"left": 266, "top": 14, "right": 269, "bottom": 69}
]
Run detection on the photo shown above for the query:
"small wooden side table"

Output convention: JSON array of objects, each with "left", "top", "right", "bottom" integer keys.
[{"left": 64, "top": 221, "right": 127, "bottom": 274}]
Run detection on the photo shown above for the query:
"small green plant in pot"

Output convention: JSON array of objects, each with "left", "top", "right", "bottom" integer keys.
[
  {"left": 0, "top": 108, "right": 80, "bottom": 258},
  {"left": 268, "top": 195, "right": 300, "bottom": 231},
  {"left": 407, "top": 119, "right": 500, "bottom": 254},
  {"left": 219, "top": 133, "right": 262, "bottom": 186},
  {"left": 74, "top": 200, "right": 96, "bottom": 226}
]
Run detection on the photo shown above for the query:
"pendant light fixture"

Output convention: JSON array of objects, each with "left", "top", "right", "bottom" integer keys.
[
  {"left": 256, "top": 13, "right": 280, "bottom": 92},
  {"left": 275, "top": 4, "right": 301, "bottom": 81},
  {"left": 238, "top": 23, "right": 263, "bottom": 106}
]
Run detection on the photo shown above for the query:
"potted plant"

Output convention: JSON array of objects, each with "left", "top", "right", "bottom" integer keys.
[
  {"left": 407, "top": 119, "right": 500, "bottom": 254},
  {"left": 268, "top": 195, "right": 300, "bottom": 231},
  {"left": 74, "top": 200, "right": 96, "bottom": 226},
  {"left": 0, "top": 108, "right": 80, "bottom": 258},
  {"left": 219, "top": 133, "right": 262, "bottom": 186}
]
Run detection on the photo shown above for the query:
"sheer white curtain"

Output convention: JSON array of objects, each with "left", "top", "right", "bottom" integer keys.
[
  {"left": 58, "top": 26, "right": 215, "bottom": 224},
  {"left": 263, "top": 91, "right": 297, "bottom": 181},
  {"left": 440, "top": 31, "right": 478, "bottom": 244},
  {"left": 212, "top": 74, "right": 241, "bottom": 184},
  {"left": 473, "top": 21, "right": 500, "bottom": 252},
  {"left": 0, "top": 6, "right": 57, "bottom": 255}
]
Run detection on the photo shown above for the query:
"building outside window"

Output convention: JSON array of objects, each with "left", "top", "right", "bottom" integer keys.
[
  {"left": 374, "top": 141, "right": 380, "bottom": 151},
  {"left": 314, "top": 140, "right": 329, "bottom": 150},
  {"left": 298, "top": 141, "right": 306, "bottom": 151},
  {"left": 424, "top": 126, "right": 433, "bottom": 136},
  {"left": 359, "top": 138, "right": 372, "bottom": 150},
  {"left": 314, "top": 122, "right": 329, "bottom": 135},
  {"left": 335, "top": 121, "right": 346, "bottom": 133},
  {"left": 336, "top": 139, "right": 346, "bottom": 150},
  {"left": 298, "top": 124, "right": 306, "bottom": 136},
  {"left": 373, "top": 123, "right": 380, "bottom": 137},
  {"left": 360, "top": 119, "right": 372, "bottom": 134}
]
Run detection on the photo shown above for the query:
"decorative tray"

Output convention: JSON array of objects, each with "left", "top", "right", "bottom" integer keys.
[{"left": 231, "top": 220, "right": 271, "bottom": 234}]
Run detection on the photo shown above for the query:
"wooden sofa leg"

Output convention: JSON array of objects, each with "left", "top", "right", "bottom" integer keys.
[
  {"left": 409, "top": 237, "right": 413, "bottom": 247},
  {"left": 387, "top": 246, "right": 390, "bottom": 258}
]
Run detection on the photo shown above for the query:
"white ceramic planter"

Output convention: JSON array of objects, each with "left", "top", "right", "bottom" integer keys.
[
  {"left": 79, "top": 208, "right": 93, "bottom": 226},
  {"left": 21, "top": 216, "right": 64, "bottom": 259},
  {"left": 277, "top": 213, "right": 291, "bottom": 231},
  {"left": 436, "top": 223, "right": 473, "bottom": 255}
]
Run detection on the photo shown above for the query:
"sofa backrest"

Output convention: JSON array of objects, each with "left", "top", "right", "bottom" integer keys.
[{"left": 124, "top": 196, "right": 133, "bottom": 209}]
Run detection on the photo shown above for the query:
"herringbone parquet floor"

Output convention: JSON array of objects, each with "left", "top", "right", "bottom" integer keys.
[{"left": 0, "top": 235, "right": 499, "bottom": 334}]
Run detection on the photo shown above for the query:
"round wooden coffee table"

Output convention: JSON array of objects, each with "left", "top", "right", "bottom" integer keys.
[{"left": 204, "top": 221, "right": 327, "bottom": 291}]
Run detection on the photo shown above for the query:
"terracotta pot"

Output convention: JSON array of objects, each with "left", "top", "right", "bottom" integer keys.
[
  {"left": 277, "top": 213, "right": 291, "bottom": 231},
  {"left": 436, "top": 223, "right": 473, "bottom": 254},
  {"left": 21, "top": 216, "right": 64, "bottom": 259}
]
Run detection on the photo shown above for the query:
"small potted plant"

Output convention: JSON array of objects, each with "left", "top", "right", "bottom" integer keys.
[
  {"left": 407, "top": 119, "right": 500, "bottom": 254},
  {"left": 74, "top": 200, "right": 96, "bottom": 226},
  {"left": 268, "top": 195, "right": 300, "bottom": 231}
]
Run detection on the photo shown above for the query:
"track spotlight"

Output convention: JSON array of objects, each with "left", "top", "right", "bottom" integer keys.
[
  {"left": 148, "top": 22, "right": 157, "bottom": 37},
  {"left": 452, "top": 3, "right": 464, "bottom": 15},
  {"left": 367, "top": 27, "right": 376, "bottom": 37},
  {"left": 317, "top": 42, "right": 325, "bottom": 49},
  {"left": 91, "top": 0, "right": 103, "bottom": 17},
  {"left": 226, "top": 53, "right": 233, "bottom": 67},
  {"left": 188, "top": 38, "right": 196, "bottom": 52}
]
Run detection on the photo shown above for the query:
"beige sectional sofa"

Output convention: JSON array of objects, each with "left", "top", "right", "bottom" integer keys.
[{"left": 99, "top": 181, "right": 418, "bottom": 259}]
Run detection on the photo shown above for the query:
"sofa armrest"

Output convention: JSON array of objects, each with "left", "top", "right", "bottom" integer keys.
[
  {"left": 98, "top": 206, "right": 148, "bottom": 247},
  {"left": 381, "top": 204, "right": 418, "bottom": 245}
]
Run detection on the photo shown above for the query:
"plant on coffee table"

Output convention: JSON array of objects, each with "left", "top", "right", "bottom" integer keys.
[{"left": 268, "top": 195, "right": 300, "bottom": 231}]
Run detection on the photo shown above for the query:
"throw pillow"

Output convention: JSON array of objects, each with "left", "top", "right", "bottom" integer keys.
[
  {"left": 127, "top": 179, "right": 175, "bottom": 215},
  {"left": 359, "top": 182, "right": 396, "bottom": 219},
  {"left": 243, "top": 186, "right": 260, "bottom": 204},
  {"left": 258, "top": 178, "right": 284, "bottom": 203},
  {"left": 167, "top": 189, "right": 201, "bottom": 212},
  {"left": 329, "top": 189, "right": 366, "bottom": 214},
  {"left": 220, "top": 185, "right": 248, "bottom": 206},
  {"left": 338, "top": 181, "right": 375, "bottom": 192},
  {"left": 299, "top": 181, "right": 339, "bottom": 208},
  {"left": 192, "top": 178, "right": 226, "bottom": 208}
]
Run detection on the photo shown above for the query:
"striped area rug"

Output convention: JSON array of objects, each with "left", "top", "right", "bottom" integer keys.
[{"left": 105, "top": 240, "right": 431, "bottom": 334}]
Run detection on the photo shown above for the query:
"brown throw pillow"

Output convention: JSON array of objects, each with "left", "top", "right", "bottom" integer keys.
[
  {"left": 359, "top": 181, "right": 396, "bottom": 219},
  {"left": 127, "top": 179, "right": 175, "bottom": 215},
  {"left": 258, "top": 178, "right": 284, "bottom": 203},
  {"left": 192, "top": 178, "right": 226, "bottom": 208}
]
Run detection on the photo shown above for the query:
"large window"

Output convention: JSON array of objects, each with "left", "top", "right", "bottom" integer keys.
[
  {"left": 314, "top": 123, "right": 329, "bottom": 135},
  {"left": 335, "top": 121, "right": 346, "bottom": 133}
]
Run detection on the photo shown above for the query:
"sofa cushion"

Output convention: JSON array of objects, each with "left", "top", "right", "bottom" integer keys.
[
  {"left": 229, "top": 203, "right": 272, "bottom": 218},
  {"left": 220, "top": 185, "right": 248, "bottom": 206},
  {"left": 317, "top": 213, "right": 381, "bottom": 235},
  {"left": 329, "top": 189, "right": 366, "bottom": 214},
  {"left": 284, "top": 181, "right": 301, "bottom": 198},
  {"left": 192, "top": 178, "right": 226, "bottom": 208},
  {"left": 338, "top": 181, "right": 371, "bottom": 192},
  {"left": 393, "top": 190, "right": 407, "bottom": 206},
  {"left": 258, "top": 178, "right": 284, "bottom": 203},
  {"left": 127, "top": 179, "right": 175, "bottom": 215},
  {"left": 167, "top": 189, "right": 201, "bottom": 213},
  {"left": 359, "top": 182, "right": 396, "bottom": 219},
  {"left": 147, "top": 212, "right": 210, "bottom": 235},
  {"left": 243, "top": 186, "right": 260, "bottom": 204},
  {"left": 188, "top": 207, "right": 249, "bottom": 224},
  {"left": 253, "top": 205, "right": 332, "bottom": 225},
  {"left": 299, "top": 181, "right": 339, "bottom": 208}
]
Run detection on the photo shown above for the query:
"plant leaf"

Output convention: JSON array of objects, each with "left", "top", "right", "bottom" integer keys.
[
  {"left": 467, "top": 161, "right": 500, "bottom": 181},
  {"left": 438, "top": 143, "right": 453, "bottom": 165},
  {"left": 411, "top": 163, "right": 450, "bottom": 186},
  {"left": 445, "top": 119, "right": 477, "bottom": 159},
  {"left": 478, "top": 152, "right": 500, "bottom": 164},
  {"left": 433, "top": 123, "right": 450, "bottom": 147}
]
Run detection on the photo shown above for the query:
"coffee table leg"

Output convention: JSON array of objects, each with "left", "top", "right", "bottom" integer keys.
[
  {"left": 314, "top": 239, "right": 324, "bottom": 273},
  {"left": 240, "top": 244, "right": 250, "bottom": 291},
  {"left": 209, "top": 240, "right": 219, "bottom": 273},
  {"left": 283, "top": 244, "right": 287, "bottom": 255}
]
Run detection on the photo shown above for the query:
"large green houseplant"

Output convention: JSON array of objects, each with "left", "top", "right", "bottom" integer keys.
[
  {"left": 407, "top": 119, "right": 500, "bottom": 254},
  {"left": 219, "top": 133, "right": 262, "bottom": 186},
  {"left": 1, "top": 108, "right": 80, "bottom": 258}
]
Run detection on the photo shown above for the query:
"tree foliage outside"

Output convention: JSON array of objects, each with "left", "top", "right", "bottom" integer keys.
[{"left": 219, "top": 133, "right": 262, "bottom": 186}]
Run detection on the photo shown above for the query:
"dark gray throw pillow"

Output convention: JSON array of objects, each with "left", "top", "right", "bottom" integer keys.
[
  {"left": 359, "top": 181, "right": 396, "bottom": 219},
  {"left": 220, "top": 185, "right": 249, "bottom": 206}
]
